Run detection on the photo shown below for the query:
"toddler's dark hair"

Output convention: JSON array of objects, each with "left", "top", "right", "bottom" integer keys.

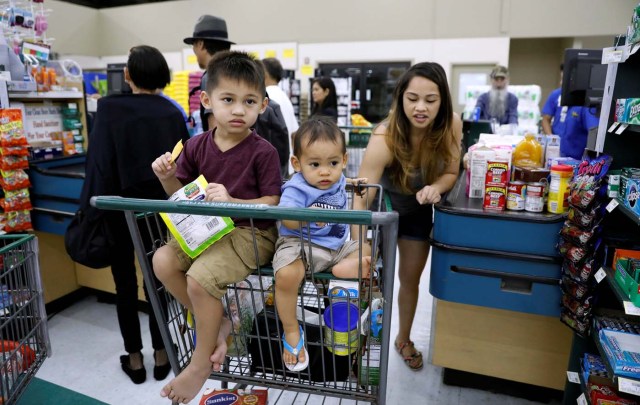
[{"left": 293, "top": 116, "right": 346, "bottom": 157}]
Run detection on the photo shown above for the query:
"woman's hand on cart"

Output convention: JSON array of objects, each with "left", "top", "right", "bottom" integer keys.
[{"left": 346, "top": 177, "right": 368, "bottom": 196}]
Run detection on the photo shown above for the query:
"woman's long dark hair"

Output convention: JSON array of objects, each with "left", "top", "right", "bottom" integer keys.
[
  {"left": 385, "top": 62, "right": 458, "bottom": 192},
  {"left": 311, "top": 77, "right": 338, "bottom": 115}
]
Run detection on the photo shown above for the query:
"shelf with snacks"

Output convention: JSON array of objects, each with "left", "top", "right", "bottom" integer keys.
[
  {"left": 8, "top": 90, "right": 85, "bottom": 100},
  {"left": 602, "top": 266, "right": 639, "bottom": 313},
  {"left": 609, "top": 197, "right": 640, "bottom": 227},
  {"left": 577, "top": 361, "right": 592, "bottom": 405},
  {"left": 591, "top": 323, "right": 640, "bottom": 397}
]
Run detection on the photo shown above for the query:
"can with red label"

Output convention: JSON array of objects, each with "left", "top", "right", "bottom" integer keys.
[
  {"left": 506, "top": 181, "right": 526, "bottom": 211},
  {"left": 525, "top": 182, "right": 545, "bottom": 212},
  {"left": 485, "top": 160, "right": 509, "bottom": 186},
  {"left": 483, "top": 184, "right": 507, "bottom": 211}
]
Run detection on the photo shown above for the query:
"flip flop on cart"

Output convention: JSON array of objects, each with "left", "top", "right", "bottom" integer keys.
[{"left": 282, "top": 325, "right": 309, "bottom": 372}]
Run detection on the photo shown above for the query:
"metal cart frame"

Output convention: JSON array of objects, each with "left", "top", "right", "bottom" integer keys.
[
  {"left": 92, "top": 187, "right": 398, "bottom": 405},
  {"left": 0, "top": 234, "right": 50, "bottom": 405}
]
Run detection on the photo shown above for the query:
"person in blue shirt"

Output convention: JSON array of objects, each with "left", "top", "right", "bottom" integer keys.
[
  {"left": 272, "top": 117, "right": 370, "bottom": 371},
  {"left": 541, "top": 64, "right": 600, "bottom": 159},
  {"left": 475, "top": 65, "right": 519, "bottom": 125}
]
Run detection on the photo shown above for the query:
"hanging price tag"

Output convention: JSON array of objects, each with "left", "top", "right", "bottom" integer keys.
[
  {"left": 595, "top": 268, "right": 607, "bottom": 283},
  {"left": 602, "top": 47, "right": 624, "bottom": 63},
  {"left": 615, "top": 123, "right": 629, "bottom": 135},
  {"left": 576, "top": 393, "right": 588, "bottom": 405},
  {"left": 623, "top": 301, "right": 640, "bottom": 316},
  {"left": 618, "top": 377, "right": 640, "bottom": 395},
  {"left": 567, "top": 371, "right": 580, "bottom": 384},
  {"left": 608, "top": 122, "right": 619, "bottom": 133},
  {"left": 606, "top": 199, "right": 619, "bottom": 212}
]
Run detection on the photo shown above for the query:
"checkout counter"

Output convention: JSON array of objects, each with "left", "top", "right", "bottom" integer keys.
[
  {"left": 29, "top": 155, "right": 144, "bottom": 304},
  {"left": 428, "top": 172, "right": 573, "bottom": 390}
]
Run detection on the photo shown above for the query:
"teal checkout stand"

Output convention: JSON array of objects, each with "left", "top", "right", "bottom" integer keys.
[
  {"left": 428, "top": 172, "right": 573, "bottom": 390},
  {"left": 29, "top": 155, "right": 144, "bottom": 303}
]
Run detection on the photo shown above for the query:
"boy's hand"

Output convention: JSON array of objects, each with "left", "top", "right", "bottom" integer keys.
[
  {"left": 151, "top": 152, "right": 178, "bottom": 181},
  {"left": 205, "top": 183, "right": 232, "bottom": 202}
]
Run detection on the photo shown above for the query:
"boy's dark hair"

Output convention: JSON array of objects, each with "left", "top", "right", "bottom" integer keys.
[
  {"left": 293, "top": 116, "right": 346, "bottom": 157},
  {"left": 262, "top": 58, "right": 284, "bottom": 83},
  {"left": 127, "top": 45, "right": 171, "bottom": 90},
  {"left": 206, "top": 50, "right": 266, "bottom": 96}
]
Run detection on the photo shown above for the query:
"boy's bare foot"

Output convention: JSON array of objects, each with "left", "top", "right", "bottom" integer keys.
[
  {"left": 210, "top": 318, "right": 232, "bottom": 372},
  {"left": 160, "top": 362, "right": 210, "bottom": 404},
  {"left": 332, "top": 256, "right": 371, "bottom": 279}
]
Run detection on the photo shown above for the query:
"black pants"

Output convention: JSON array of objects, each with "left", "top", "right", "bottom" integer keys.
[{"left": 109, "top": 213, "right": 165, "bottom": 354}]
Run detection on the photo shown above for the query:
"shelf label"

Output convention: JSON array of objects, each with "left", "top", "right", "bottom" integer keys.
[
  {"left": 608, "top": 122, "right": 620, "bottom": 133},
  {"left": 602, "top": 47, "right": 624, "bottom": 63},
  {"left": 618, "top": 376, "right": 640, "bottom": 395},
  {"left": 623, "top": 301, "right": 640, "bottom": 316},
  {"left": 595, "top": 268, "right": 607, "bottom": 283},
  {"left": 615, "top": 123, "right": 629, "bottom": 135},
  {"left": 606, "top": 199, "right": 619, "bottom": 213},
  {"left": 576, "top": 393, "right": 588, "bottom": 405},
  {"left": 567, "top": 371, "right": 580, "bottom": 384}
]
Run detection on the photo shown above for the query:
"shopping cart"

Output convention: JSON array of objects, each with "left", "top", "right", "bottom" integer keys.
[
  {"left": 92, "top": 183, "right": 398, "bottom": 405},
  {"left": 0, "top": 234, "right": 50, "bottom": 405}
]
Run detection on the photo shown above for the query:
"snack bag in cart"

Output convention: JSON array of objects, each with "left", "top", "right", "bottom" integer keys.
[{"left": 160, "top": 175, "right": 235, "bottom": 258}]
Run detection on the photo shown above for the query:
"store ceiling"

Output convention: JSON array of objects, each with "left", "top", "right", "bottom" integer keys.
[{"left": 60, "top": 0, "right": 177, "bottom": 9}]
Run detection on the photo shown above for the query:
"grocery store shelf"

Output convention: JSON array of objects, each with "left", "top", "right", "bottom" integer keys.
[
  {"left": 602, "top": 266, "right": 640, "bottom": 316},
  {"left": 8, "top": 91, "right": 84, "bottom": 100},
  {"left": 592, "top": 325, "right": 640, "bottom": 396},
  {"left": 613, "top": 199, "right": 640, "bottom": 226},
  {"left": 578, "top": 369, "right": 592, "bottom": 405}
]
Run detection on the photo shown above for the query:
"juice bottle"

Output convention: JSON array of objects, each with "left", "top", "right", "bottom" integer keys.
[{"left": 513, "top": 133, "right": 543, "bottom": 168}]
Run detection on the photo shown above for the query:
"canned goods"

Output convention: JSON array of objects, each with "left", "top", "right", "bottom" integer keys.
[
  {"left": 483, "top": 184, "right": 507, "bottom": 211},
  {"left": 547, "top": 164, "right": 573, "bottom": 213},
  {"left": 507, "top": 181, "right": 526, "bottom": 211},
  {"left": 486, "top": 161, "right": 509, "bottom": 186},
  {"left": 525, "top": 182, "right": 545, "bottom": 212}
]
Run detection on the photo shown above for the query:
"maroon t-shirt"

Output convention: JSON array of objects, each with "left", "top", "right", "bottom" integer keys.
[{"left": 176, "top": 129, "right": 282, "bottom": 229}]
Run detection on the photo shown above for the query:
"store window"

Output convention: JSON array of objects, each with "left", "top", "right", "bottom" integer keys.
[{"left": 317, "top": 62, "right": 410, "bottom": 125}]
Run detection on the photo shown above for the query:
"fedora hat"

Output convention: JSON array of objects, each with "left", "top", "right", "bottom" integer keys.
[{"left": 183, "top": 15, "right": 235, "bottom": 45}]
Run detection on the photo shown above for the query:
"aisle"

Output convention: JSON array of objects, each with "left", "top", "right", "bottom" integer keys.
[{"left": 31, "top": 255, "right": 558, "bottom": 404}]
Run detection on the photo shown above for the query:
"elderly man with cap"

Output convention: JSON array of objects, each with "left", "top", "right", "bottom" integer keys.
[
  {"left": 475, "top": 65, "right": 519, "bottom": 125},
  {"left": 184, "top": 15, "right": 290, "bottom": 176}
]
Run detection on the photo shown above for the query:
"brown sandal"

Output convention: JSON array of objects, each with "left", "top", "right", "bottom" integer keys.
[{"left": 395, "top": 340, "right": 423, "bottom": 371}]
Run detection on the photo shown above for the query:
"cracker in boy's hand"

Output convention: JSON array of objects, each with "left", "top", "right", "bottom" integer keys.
[{"left": 170, "top": 140, "right": 183, "bottom": 162}]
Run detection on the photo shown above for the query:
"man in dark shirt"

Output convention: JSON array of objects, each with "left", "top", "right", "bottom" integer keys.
[{"left": 475, "top": 65, "right": 519, "bottom": 125}]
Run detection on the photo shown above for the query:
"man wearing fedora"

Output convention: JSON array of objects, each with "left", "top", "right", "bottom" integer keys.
[
  {"left": 475, "top": 65, "right": 519, "bottom": 126},
  {"left": 184, "top": 15, "right": 290, "bottom": 176}
]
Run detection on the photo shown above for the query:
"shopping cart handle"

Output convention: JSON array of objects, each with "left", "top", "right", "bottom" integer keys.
[{"left": 90, "top": 196, "right": 377, "bottom": 225}]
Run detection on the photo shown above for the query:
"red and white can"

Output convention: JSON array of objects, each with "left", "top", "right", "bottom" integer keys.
[
  {"left": 506, "top": 181, "right": 526, "bottom": 211},
  {"left": 485, "top": 161, "right": 509, "bottom": 186},
  {"left": 483, "top": 184, "right": 507, "bottom": 211},
  {"left": 525, "top": 182, "right": 545, "bottom": 212}
]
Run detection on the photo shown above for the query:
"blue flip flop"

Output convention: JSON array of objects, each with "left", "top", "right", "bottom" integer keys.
[{"left": 282, "top": 325, "right": 309, "bottom": 372}]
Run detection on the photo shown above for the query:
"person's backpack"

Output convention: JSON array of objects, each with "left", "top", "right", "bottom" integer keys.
[
  {"left": 254, "top": 99, "right": 290, "bottom": 175},
  {"left": 64, "top": 205, "right": 115, "bottom": 269}
]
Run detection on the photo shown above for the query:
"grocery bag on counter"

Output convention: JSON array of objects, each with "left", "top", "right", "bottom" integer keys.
[{"left": 160, "top": 175, "right": 234, "bottom": 258}]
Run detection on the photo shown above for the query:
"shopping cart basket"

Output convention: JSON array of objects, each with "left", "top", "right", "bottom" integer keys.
[
  {"left": 92, "top": 184, "right": 398, "bottom": 405},
  {"left": 0, "top": 235, "right": 50, "bottom": 405}
]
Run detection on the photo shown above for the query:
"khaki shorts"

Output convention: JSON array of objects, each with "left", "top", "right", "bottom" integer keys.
[
  {"left": 272, "top": 236, "right": 360, "bottom": 274},
  {"left": 167, "top": 226, "right": 277, "bottom": 299}
]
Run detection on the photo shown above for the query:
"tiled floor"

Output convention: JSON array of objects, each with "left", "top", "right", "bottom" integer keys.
[{"left": 33, "top": 255, "right": 563, "bottom": 404}]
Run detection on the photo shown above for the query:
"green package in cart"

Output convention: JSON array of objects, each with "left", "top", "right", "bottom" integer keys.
[{"left": 160, "top": 175, "right": 234, "bottom": 258}]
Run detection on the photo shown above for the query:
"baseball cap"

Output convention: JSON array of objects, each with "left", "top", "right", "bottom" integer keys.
[{"left": 490, "top": 65, "right": 509, "bottom": 79}]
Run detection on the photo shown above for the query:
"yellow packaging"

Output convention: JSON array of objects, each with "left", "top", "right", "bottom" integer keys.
[
  {"left": 513, "top": 133, "right": 543, "bottom": 168},
  {"left": 547, "top": 164, "right": 573, "bottom": 213}
]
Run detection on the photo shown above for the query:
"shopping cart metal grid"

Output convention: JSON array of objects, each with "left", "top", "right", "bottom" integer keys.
[
  {"left": 92, "top": 184, "right": 398, "bottom": 405},
  {"left": 0, "top": 234, "right": 50, "bottom": 405}
]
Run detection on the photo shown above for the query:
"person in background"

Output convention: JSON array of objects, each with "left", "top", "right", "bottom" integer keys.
[
  {"left": 184, "top": 15, "right": 289, "bottom": 176},
  {"left": 273, "top": 117, "right": 371, "bottom": 371},
  {"left": 541, "top": 63, "right": 599, "bottom": 159},
  {"left": 353, "top": 62, "right": 462, "bottom": 371},
  {"left": 81, "top": 45, "right": 191, "bottom": 384},
  {"left": 183, "top": 14, "right": 235, "bottom": 132},
  {"left": 310, "top": 76, "right": 338, "bottom": 122},
  {"left": 475, "top": 65, "right": 518, "bottom": 125},
  {"left": 151, "top": 51, "right": 281, "bottom": 404},
  {"left": 263, "top": 57, "right": 299, "bottom": 174}
]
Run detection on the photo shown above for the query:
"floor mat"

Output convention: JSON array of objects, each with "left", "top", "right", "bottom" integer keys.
[{"left": 16, "top": 377, "right": 108, "bottom": 405}]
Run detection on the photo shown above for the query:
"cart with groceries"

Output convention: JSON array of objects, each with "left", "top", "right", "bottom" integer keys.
[
  {"left": 92, "top": 181, "right": 398, "bottom": 405},
  {"left": 0, "top": 234, "right": 50, "bottom": 404}
]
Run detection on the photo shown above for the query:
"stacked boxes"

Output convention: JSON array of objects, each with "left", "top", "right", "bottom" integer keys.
[
  {"left": 164, "top": 71, "right": 190, "bottom": 116},
  {"left": 614, "top": 98, "right": 640, "bottom": 124}
]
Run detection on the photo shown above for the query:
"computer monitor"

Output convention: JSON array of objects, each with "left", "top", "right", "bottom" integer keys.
[
  {"left": 561, "top": 48, "right": 607, "bottom": 108},
  {"left": 462, "top": 119, "right": 493, "bottom": 150},
  {"left": 106, "top": 63, "right": 131, "bottom": 96}
]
